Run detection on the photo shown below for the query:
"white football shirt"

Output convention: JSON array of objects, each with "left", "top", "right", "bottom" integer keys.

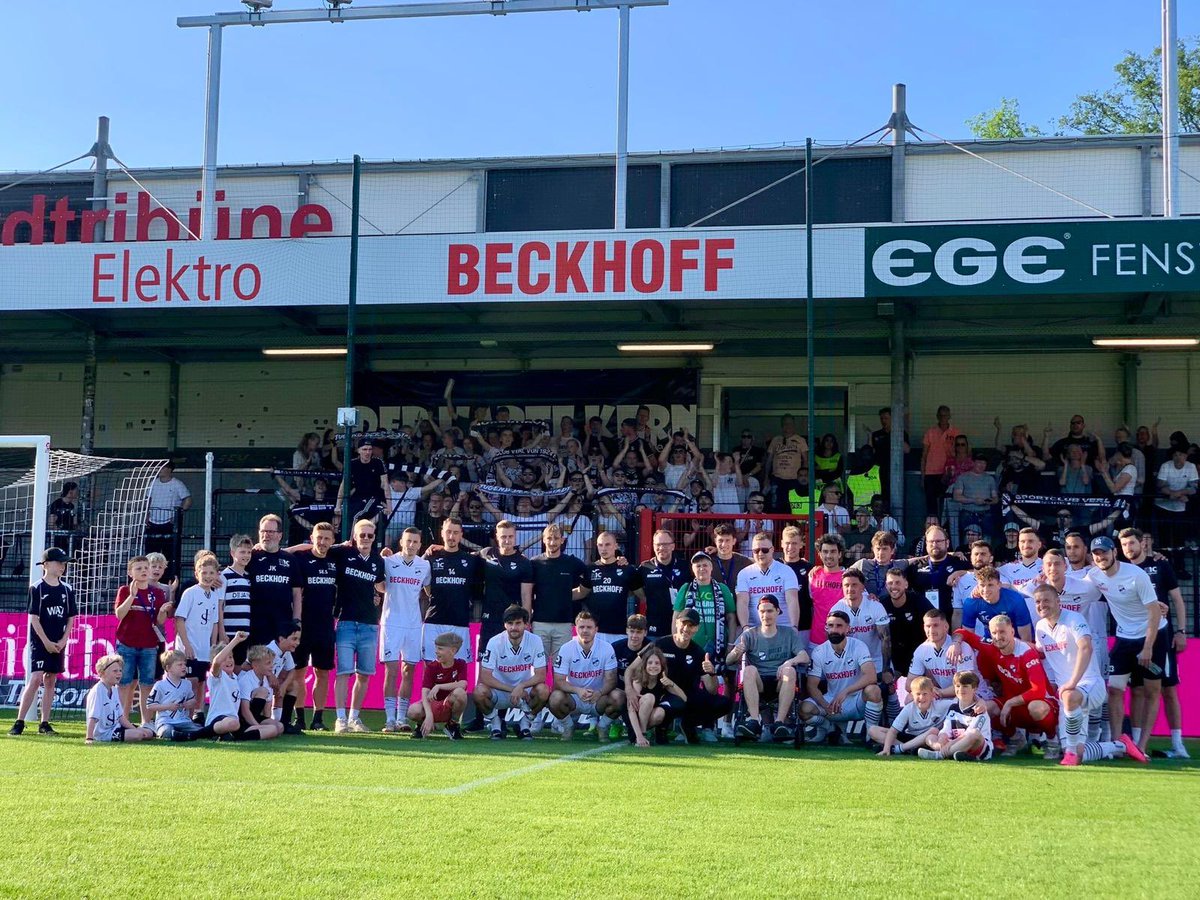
[
  {"left": 1085, "top": 562, "right": 1165, "bottom": 640},
  {"left": 205, "top": 671, "right": 242, "bottom": 724},
  {"left": 173, "top": 583, "right": 224, "bottom": 661},
  {"left": 808, "top": 636, "right": 872, "bottom": 692},
  {"left": 891, "top": 698, "right": 953, "bottom": 735},
  {"left": 553, "top": 638, "right": 617, "bottom": 691},
  {"left": 829, "top": 597, "right": 890, "bottom": 671},
  {"left": 736, "top": 561, "right": 800, "bottom": 628},
  {"left": 148, "top": 676, "right": 195, "bottom": 728},
  {"left": 998, "top": 557, "right": 1042, "bottom": 590},
  {"left": 382, "top": 555, "right": 431, "bottom": 630},
  {"left": 482, "top": 631, "right": 547, "bottom": 688},
  {"left": 1034, "top": 609, "right": 1103, "bottom": 693},
  {"left": 86, "top": 683, "right": 124, "bottom": 741}
]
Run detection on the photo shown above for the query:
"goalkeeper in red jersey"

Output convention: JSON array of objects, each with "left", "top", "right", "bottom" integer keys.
[{"left": 954, "top": 614, "right": 1057, "bottom": 755}]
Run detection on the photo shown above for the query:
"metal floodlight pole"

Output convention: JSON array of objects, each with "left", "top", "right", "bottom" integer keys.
[
  {"left": 179, "top": 0, "right": 668, "bottom": 241},
  {"left": 202, "top": 24, "right": 223, "bottom": 240},
  {"left": 1162, "top": 0, "right": 1180, "bottom": 218},
  {"left": 341, "top": 154, "right": 363, "bottom": 537},
  {"left": 805, "top": 138, "right": 816, "bottom": 550},
  {"left": 615, "top": 4, "right": 631, "bottom": 229}
]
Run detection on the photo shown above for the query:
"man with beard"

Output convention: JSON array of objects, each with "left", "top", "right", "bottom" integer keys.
[{"left": 904, "top": 524, "right": 969, "bottom": 623}]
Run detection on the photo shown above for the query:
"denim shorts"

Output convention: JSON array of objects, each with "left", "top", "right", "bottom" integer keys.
[
  {"left": 116, "top": 643, "right": 158, "bottom": 686},
  {"left": 335, "top": 620, "right": 379, "bottom": 677}
]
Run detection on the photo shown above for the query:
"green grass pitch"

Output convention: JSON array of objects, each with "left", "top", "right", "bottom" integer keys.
[{"left": 0, "top": 712, "right": 1197, "bottom": 899}]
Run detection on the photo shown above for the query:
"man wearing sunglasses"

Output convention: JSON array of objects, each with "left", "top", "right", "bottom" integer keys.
[{"left": 736, "top": 532, "right": 800, "bottom": 630}]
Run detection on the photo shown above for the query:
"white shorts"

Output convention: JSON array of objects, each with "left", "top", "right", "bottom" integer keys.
[
  {"left": 485, "top": 684, "right": 532, "bottom": 712},
  {"left": 568, "top": 695, "right": 598, "bottom": 717},
  {"left": 1075, "top": 678, "right": 1108, "bottom": 712},
  {"left": 1093, "top": 641, "right": 1110, "bottom": 683},
  {"left": 817, "top": 690, "right": 865, "bottom": 723},
  {"left": 596, "top": 633, "right": 624, "bottom": 647},
  {"left": 421, "top": 624, "right": 472, "bottom": 662},
  {"left": 380, "top": 626, "right": 423, "bottom": 664}
]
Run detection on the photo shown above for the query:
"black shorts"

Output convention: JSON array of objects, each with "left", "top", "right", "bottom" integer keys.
[
  {"left": 1110, "top": 630, "right": 1170, "bottom": 682},
  {"left": 755, "top": 675, "right": 780, "bottom": 703},
  {"left": 185, "top": 658, "right": 209, "bottom": 682},
  {"left": 1132, "top": 632, "right": 1181, "bottom": 688},
  {"left": 29, "top": 645, "right": 65, "bottom": 675},
  {"left": 294, "top": 634, "right": 335, "bottom": 671}
]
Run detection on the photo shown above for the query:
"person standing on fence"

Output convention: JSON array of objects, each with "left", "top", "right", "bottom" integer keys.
[{"left": 145, "top": 462, "right": 190, "bottom": 575}]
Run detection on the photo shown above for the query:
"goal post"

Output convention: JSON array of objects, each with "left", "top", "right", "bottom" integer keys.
[{"left": 0, "top": 435, "right": 51, "bottom": 589}]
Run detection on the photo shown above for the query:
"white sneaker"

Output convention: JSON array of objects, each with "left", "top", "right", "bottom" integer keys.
[
  {"left": 334, "top": 718, "right": 348, "bottom": 734},
  {"left": 529, "top": 713, "right": 545, "bottom": 735},
  {"left": 348, "top": 718, "right": 369, "bottom": 734},
  {"left": 381, "top": 720, "right": 399, "bottom": 734},
  {"left": 718, "top": 720, "right": 735, "bottom": 740},
  {"left": 1043, "top": 739, "right": 1062, "bottom": 762},
  {"left": 560, "top": 717, "right": 575, "bottom": 742}
]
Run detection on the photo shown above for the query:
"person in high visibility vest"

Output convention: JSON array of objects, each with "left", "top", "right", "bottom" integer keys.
[{"left": 845, "top": 446, "right": 883, "bottom": 512}]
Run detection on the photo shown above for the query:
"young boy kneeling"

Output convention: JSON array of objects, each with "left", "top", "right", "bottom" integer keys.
[
  {"left": 870, "top": 676, "right": 950, "bottom": 756},
  {"left": 235, "top": 645, "right": 285, "bottom": 741},
  {"left": 408, "top": 631, "right": 468, "bottom": 740},
  {"left": 918, "top": 671, "right": 993, "bottom": 762}
]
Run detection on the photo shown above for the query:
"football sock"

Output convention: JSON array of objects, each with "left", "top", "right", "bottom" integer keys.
[
  {"left": 1064, "top": 707, "right": 1085, "bottom": 745},
  {"left": 598, "top": 715, "right": 613, "bottom": 730},
  {"left": 1171, "top": 728, "right": 1185, "bottom": 751},
  {"left": 384, "top": 697, "right": 397, "bottom": 723},
  {"left": 296, "top": 709, "right": 307, "bottom": 728},
  {"left": 336, "top": 707, "right": 347, "bottom": 720},
  {"left": 1084, "top": 740, "right": 1120, "bottom": 762},
  {"left": 282, "top": 695, "right": 296, "bottom": 724},
  {"left": 864, "top": 700, "right": 883, "bottom": 731},
  {"left": 349, "top": 707, "right": 361, "bottom": 721},
  {"left": 397, "top": 699, "right": 410, "bottom": 721},
  {"left": 885, "top": 693, "right": 901, "bottom": 723},
  {"left": 1132, "top": 726, "right": 1143, "bottom": 745},
  {"left": 1087, "top": 709, "right": 1102, "bottom": 742}
]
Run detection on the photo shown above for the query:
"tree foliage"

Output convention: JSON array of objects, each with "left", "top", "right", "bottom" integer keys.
[
  {"left": 966, "top": 98, "right": 1044, "bottom": 139},
  {"left": 968, "top": 39, "right": 1200, "bottom": 138},
  {"left": 1059, "top": 40, "right": 1200, "bottom": 134}
]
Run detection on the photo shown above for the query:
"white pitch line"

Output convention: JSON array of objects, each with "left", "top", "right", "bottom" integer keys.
[
  {"left": 0, "top": 743, "right": 624, "bottom": 798},
  {"left": 438, "top": 742, "right": 623, "bottom": 795}
]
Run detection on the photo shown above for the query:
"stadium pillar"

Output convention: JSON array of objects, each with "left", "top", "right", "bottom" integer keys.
[
  {"left": 889, "top": 316, "right": 906, "bottom": 521},
  {"left": 1162, "top": 0, "right": 1180, "bottom": 218},
  {"left": 804, "top": 138, "right": 816, "bottom": 546},
  {"left": 340, "top": 155, "right": 363, "bottom": 536},
  {"left": 80, "top": 330, "right": 97, "bottom": 455},
  {"left": 90, "top": 116, "right": 110, "bottom": 242},
  {"left": 166, "top": 361, "right": 181, "bottom": 453},
  {"left": 1122, "top": 352, "right": 1140, "bottom": 427},
  {"left": 201, "top": 23, "right": 223, "bottom": 240},
  {"left": 890, "top": 84, "right": 907, "bottom": 223},
  {"left": 615, "top": 4, "right": 631, "bottom": 230}
]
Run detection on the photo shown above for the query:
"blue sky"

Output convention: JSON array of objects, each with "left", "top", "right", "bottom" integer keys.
[{"left": 2, "top": 0, "right": 1198, "bottom": 172}]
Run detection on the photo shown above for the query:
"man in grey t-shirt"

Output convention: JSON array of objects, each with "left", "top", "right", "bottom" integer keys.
[
  {"left": 951, "top": 454, "right": 998, "bottom": 544},
  {"left": 726, "top": 594, "right": 809, "bottom": 741}
]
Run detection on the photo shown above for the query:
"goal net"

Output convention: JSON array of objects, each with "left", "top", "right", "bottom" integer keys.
[{"left": 0, "top": 438, "right": 166, "bottom": 719}]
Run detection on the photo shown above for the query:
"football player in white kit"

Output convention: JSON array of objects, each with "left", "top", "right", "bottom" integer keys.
[
  {"left": 1031, "top": 583, "right": 1145, "bottom": 766},
  {"left": 380, "top": 527, "right": 431, "bottom": 733},
  {"left": 998, "top": 527, "right": 1043, "bottom": 590},
  {"left": 473, "top": 605, "right": 549, "bottom": 740},
  {"left": 547, "top": 610, "right": 619, "bottom": 741},
  {"left": 798, "top": 610, "right": 883, "bottom": 743}
]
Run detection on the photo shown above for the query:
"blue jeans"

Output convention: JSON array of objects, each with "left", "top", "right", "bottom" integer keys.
[
  {"left": 116, "top": 643, "right": 157, "bottom": 686},
  {"left": 335, "top": 620, "right": 379, "bottom": 677}
]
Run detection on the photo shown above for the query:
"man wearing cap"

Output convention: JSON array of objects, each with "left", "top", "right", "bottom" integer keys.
[
  {"left": 995, "top": 522, "right": 1021, "bottom": 565},
  {"left": 626, "top": 608, "right": 731, "bottom": 744},
  {"left": 727, "top": 594, "right": 809, "bottom": 741},
  {"left": 1085, "top": 535, "right": 1168, "bottom": 755},
  {"left": 10, "top": 548, "right": 78, "bottom": 736},
  {"left": 956, "top": 523, "right": 984, "bottom": 555},
  {"left": 674, "top": 551, "right": 736, "bottom": 738}
]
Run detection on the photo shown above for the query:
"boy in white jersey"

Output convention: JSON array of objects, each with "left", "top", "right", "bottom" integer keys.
[
  {"left": 266, "top": 621, "right": 301, "bottom": 731},
  {"left": 998, "top": 528, "right": 1043, "bottom": 590},
  {"left": 173, "top": 552, "right": 224, "bottom": 721},
  {"left": 205, "top": 633, "right": 251, "bottom": 739},
  {"left": 235, "top": 645, "right": 285, "bottom": 741},
  {"left": 918, "top": 671, "right": 992, "bottom": 761},
  {"left": 1085, "top": 536, "right": 1167, "bottom": 755},
  {"left": 381, "top": 527, "right": 431, "bottom": 733},
  {"left": 798, "top": 610, "right": 883, "bottom": 744},
  {"left": 872, "top": 675, "right": 950, "bottom": 755},
  {"left": 474, "top": 605, "right": 549, "bottom": 741},
  {"left": 146, "top": 650, "right": 201, "bottom": 741},
  {"left": 1031, "top": 583, "right": 1146, "bottom": 766},
  {"left": 547, "top": 610, "right": 618, "bottom": 741},
  {"left": 85, "top": 655, "right": 154, "bottom": 744}
]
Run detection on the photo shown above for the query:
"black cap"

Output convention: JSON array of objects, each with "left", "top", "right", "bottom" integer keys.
[
  {"left": 39, "top": 547, "right": 68, "bottom": 565},
  {"left": 690, "top": 551, "right": 713, "bottom": 566},
  {"left": 679, "top": 608, "right": 701, "bottom": 626}
]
